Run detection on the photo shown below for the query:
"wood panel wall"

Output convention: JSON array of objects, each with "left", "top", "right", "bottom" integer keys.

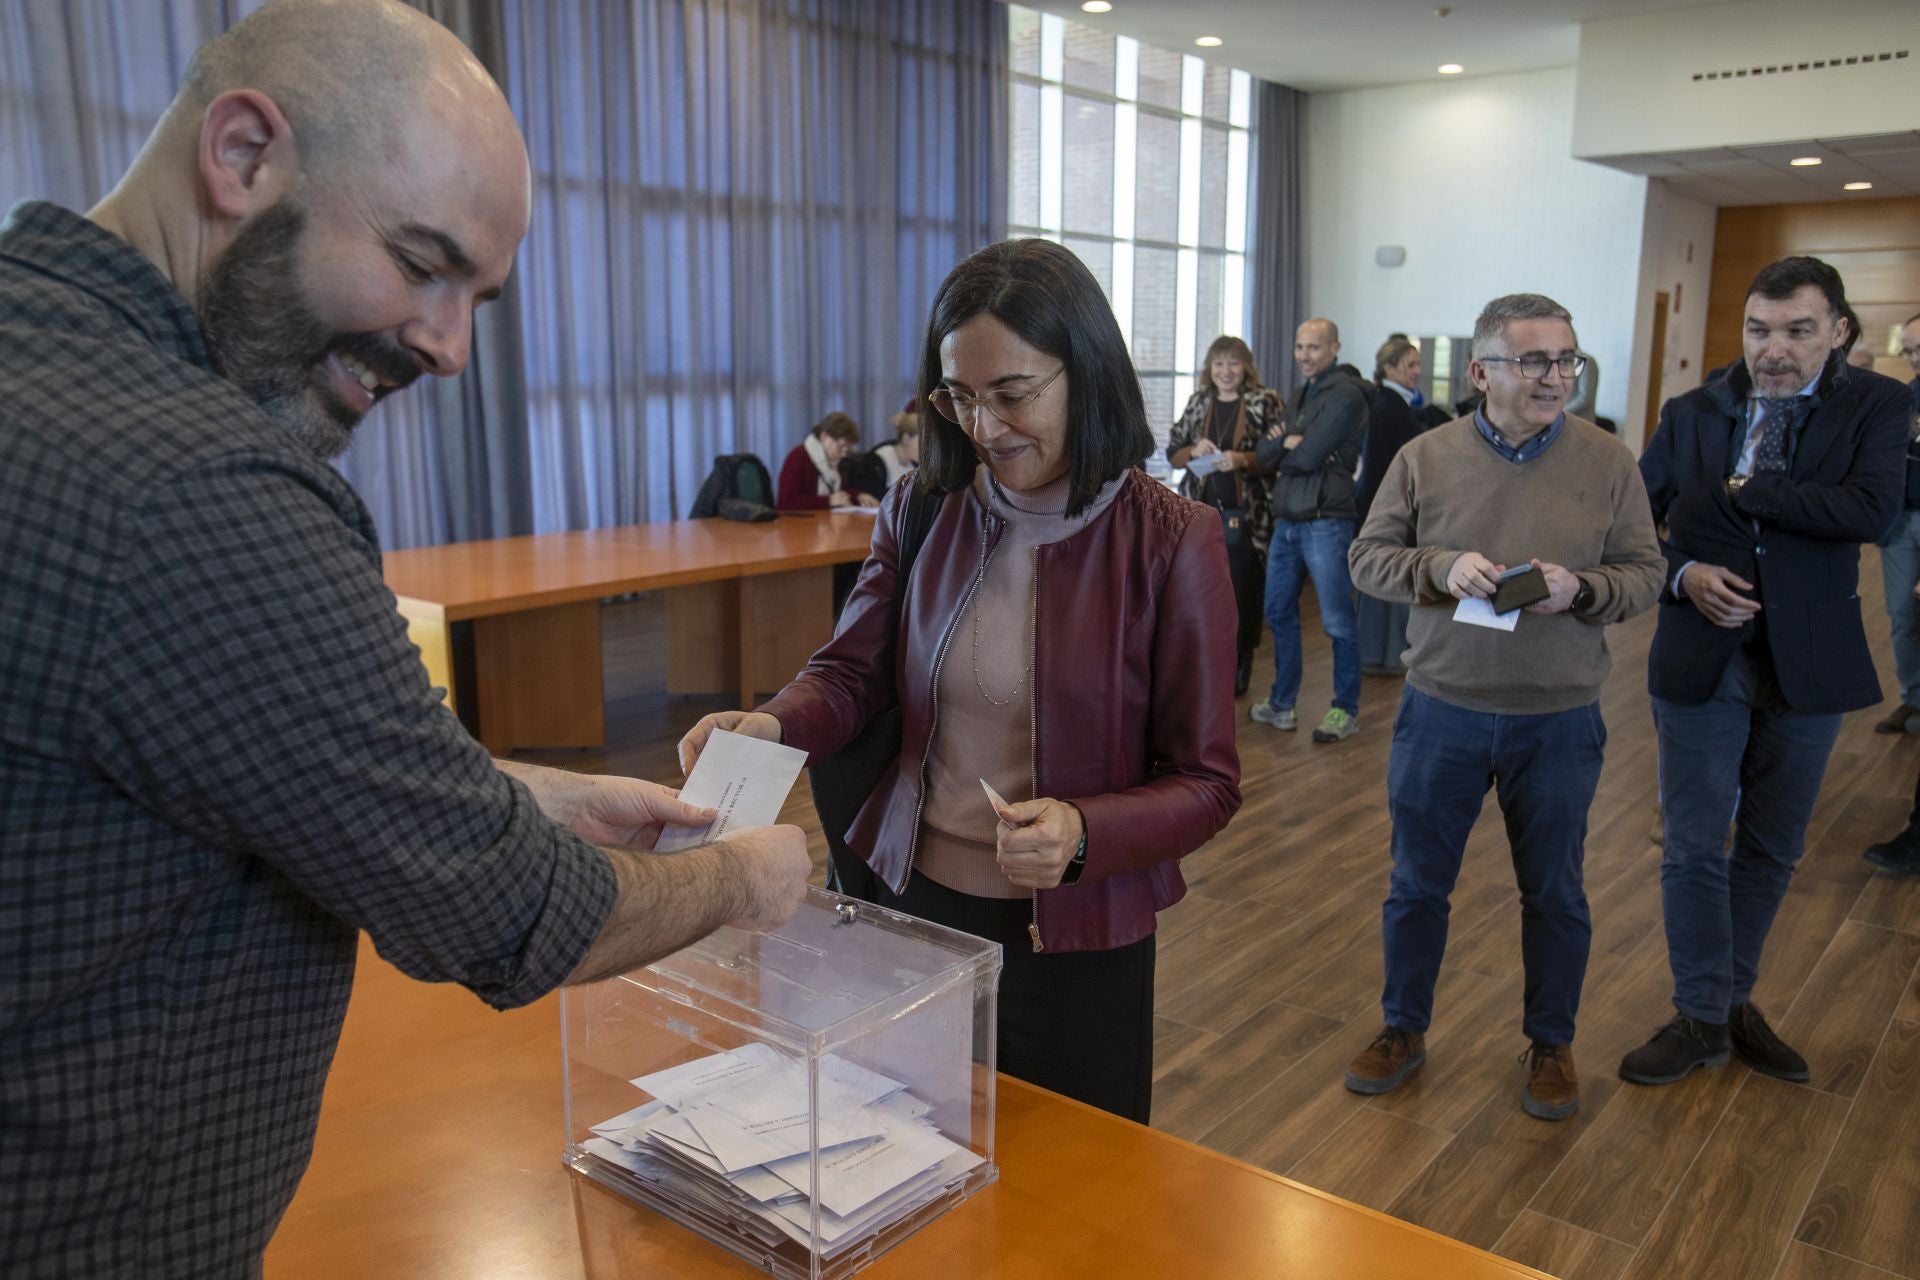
[{"left": 1705, "top": 195, "right": 1920, "bottom": 377}]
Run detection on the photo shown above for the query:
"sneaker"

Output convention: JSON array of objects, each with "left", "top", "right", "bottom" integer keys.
[
  {"left": 1874, "top": 703, "right": 1920, "bottom": 734},
  {"left": 1344, "top": 1026, "right": 1426, "bottom": 1095},
  {"left": 1520, "top": 1041, "right": 1580, "bottom": 1121},
  {"left": 1730, "top": 1002, "right": 1809, "bottom": 1082},
  {"left": 1250, "top": 701, "right": 1297, "bottom": 731},
  {"left": 1619, "top": 1014, "right": 1730, "bottom": 1085},
  {"left": 1865, "top": 824, "right": 1920, "bottom": 873},
  {"left": 1311, "top": 708, "right": 1357, "bottom": 743}
]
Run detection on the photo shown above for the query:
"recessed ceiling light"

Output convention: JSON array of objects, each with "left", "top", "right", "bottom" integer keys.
[
  {"left": 1438, "top": 64, "right": 1464, "bottom": 75},
  {"left": 1081, "top": 1, "right": 1112, "bottom": 12},
  {"left": 1789, "top": 156, "right": 1822, "bottom": 166},
  {"left": 1844, "top": 181, "right": 1874, "bottom": 190},
  {"left": 1195, "top": 35, "right": 1223, "bottom": 47}
]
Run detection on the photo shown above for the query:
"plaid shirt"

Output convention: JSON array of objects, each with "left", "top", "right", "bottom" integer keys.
[{"left": 0, "top": 203, "right": 616, "bottom": 1278}]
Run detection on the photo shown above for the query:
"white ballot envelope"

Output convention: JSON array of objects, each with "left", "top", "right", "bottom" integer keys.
[
  {"left": 654, "top": 729, "right": 809, "bottom": 852},
  {"left": 1183, "top": 450, "right": 1228, "bottom": 477},
  {"left": 1453, "top": 595, "right": 1521, "bottom": 632}
]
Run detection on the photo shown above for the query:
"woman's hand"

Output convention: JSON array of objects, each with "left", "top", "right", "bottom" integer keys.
[
  {"left": 991, "top": 797, "right": 1085, "bottom": 891},
  {"left": 1189, "top": 438, "right": 1219, "bottom": 457},
  {"left": 828, "top": 491, "right": 852, "bottom": 508},
  {"left": 677, "top": 710, "right": 783, "bottom": 777},
  {"left": 855, "top": 492, "right": 880, "bottom": 509}
]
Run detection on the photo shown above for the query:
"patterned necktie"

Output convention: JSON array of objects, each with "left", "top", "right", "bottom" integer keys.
[{"left": 1752, "top": 396, "right": 1798, "bottom": 474}]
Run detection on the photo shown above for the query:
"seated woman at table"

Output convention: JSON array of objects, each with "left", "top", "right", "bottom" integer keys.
[
  {"left": 776, "top": 411, "right": 879, "bottom": 510},
  {"left": 1167, "top": 334, "right": 1283, "bottom": 697},
  {"left": 874, "top": 408, "right": 922, "bottom": 487},
  {"left": 679, "top": 237, "right": 1242, "bottom": 1123}
]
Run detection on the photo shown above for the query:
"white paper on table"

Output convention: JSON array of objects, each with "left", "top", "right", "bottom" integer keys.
[
  {"left": 1453, "top": 595, "right": 1521, "bottom": 632},
  {"left": 630, "top": 1043, "right": 786, "bottom": 1107},
  {"left": 833, "top": 505, "right": 881, "bottom": 515},
  {"left": 761, "top": 1145, "right": 985, "bottom": 1252},
  {"left": 679, "top": 1081, "right": 887, "bottom": 1172},
  {"left": 654, "top": 729, "right": 809, "bottom": 851},
  {"left": 1182, "top": 450, "right": 1228, "bottom": 477},
  {"left": 761, "top": 1112, "right": 961, "bottom": 1217}
]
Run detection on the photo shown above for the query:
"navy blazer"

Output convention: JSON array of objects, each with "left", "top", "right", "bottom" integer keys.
[{"left": 1639, "top": 354, "right": 1908, "bottom": 712}]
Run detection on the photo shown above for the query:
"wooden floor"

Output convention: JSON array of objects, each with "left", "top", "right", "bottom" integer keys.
[{"left": 518, "top": 548, "right": 1920, "bottom": 1280}]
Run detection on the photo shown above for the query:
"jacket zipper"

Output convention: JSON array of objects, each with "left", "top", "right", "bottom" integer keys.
[
  {"left": 899, "top": 501, "right": 1002, "bottom": 895},
  {"left": 1027, "top": 545, "right": 1044, "bottom": 954}
]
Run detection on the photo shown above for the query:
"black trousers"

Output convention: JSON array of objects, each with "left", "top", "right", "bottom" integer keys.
[
  {"left": 1222, "top": 514, "right": 1268, "bottom": 660},
  {"left": 875, "top": 872, "right": 1156, "bottom": 1124}
]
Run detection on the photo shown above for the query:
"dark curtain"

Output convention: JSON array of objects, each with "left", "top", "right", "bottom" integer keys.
[
  {"left": 503, "top": 0, "right": 1008, "bottom": 530},
  {"left": 1250, "top": 78, "right": 1304, "bottom": 403}
]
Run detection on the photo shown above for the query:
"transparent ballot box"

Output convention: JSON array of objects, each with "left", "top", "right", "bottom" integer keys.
[{"left": 562, "top": 887, "right": 1002, "bottom": 1279}]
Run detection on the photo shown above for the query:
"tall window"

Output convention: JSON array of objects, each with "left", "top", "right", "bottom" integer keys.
[{"left": 1008, "top": 6, "right": 1254, "bottom": 450}]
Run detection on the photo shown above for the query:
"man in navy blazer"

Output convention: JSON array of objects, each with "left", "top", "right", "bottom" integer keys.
[{"left": 1623, "top": 256, "right": 1908, "bottom": 1088}]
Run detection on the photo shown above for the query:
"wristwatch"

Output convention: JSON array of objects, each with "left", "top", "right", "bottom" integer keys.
[
  {"left": 1060, "top": 825, "right": 1089, "bottom": 885},
  {"left": 1571, "top": 578, "right": 1596, "bottom": 615},
  {"left": 1725, "top": 473, "right": 1749, "bottom": 497}
]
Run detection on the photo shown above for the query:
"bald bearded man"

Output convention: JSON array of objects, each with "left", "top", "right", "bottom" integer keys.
[{"left": 0, "top": 3, "right": 808, "bottom": 1274}]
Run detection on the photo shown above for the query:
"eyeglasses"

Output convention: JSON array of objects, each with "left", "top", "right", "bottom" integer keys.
[
  {"left": 928, "top": 365, "right": 1066, "bottom": 426},
  {"left": 1479, "top": 354, "right": 1589, "bottom": 380}
]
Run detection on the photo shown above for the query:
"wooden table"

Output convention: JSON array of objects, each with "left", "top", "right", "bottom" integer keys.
[
  {"left": 382, "top": 514, "right": 878, "bottom": 753},
  {"left": 265, "top": 939, "right": 1553, "bottom": 1280}
]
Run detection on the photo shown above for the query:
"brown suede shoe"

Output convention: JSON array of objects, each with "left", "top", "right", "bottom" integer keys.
[
  {"left": 1875, "top": 703, "right": 1920, "bottom": 734},
  {"left": 1522, "top": 1042, "right": 1579, "bottom": 1121},
  {"left": 1344, "top": 1026, "right": 1426, "bottom": 1095}
]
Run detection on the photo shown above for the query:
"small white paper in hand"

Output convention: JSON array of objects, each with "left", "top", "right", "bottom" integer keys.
[
  {"left": 1453, "top": 595, "right": 1520, "bottom": 632},
  {"left": 1183, "top": 450, "right": 1226, "bottom": 477},
  {"left": 655, "top": 729, "right": 809, "bottom": 852}
]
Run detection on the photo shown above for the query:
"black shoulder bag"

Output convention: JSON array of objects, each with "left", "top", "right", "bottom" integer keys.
[{"left": 808, "top": 484, "right": 945, "bottom": 901}]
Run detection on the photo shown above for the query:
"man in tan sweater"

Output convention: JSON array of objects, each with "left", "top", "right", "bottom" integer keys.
[{"left": 1344, "top": 294, "right": 1664, "bottom": 1121}]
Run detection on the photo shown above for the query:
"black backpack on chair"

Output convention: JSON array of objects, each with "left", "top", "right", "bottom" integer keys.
[{"left": 689, "top": 453, "right": 777, "bottom": 520}]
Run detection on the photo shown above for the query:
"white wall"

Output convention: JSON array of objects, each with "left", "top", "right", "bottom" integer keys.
[
  {"left": 1574, "top": 0, "right": 1920, "bottom": 158},
  {"left": 1303, "top": 67, "right": 1649, "bottom": 429},
  {"left": 1622, "top": 182, "right": 1718, "bottom": 450}
]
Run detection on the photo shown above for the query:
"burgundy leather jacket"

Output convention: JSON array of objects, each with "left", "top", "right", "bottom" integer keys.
[{"left": 760, "top": 469, "right": 1242, "bottom": 953}]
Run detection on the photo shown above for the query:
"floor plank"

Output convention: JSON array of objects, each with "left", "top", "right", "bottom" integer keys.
[
  {"left": 1151, "top": 999, "right": 1342, "bottom": 1143},
  {"left": 1284, "top": 1107, "right": 1456, "bottom": 1213},
  {"left": 1776, "top": 921, "right": 1920, "bottom": 1098},
  {"left": 1617, "top": 1075, "right": 1849, "bottom": 1280},
  {"left": 1529, "top": 1059, "right": 1746, "bottom": 1245},
  {"left": 1493, "top": 1211, "right": 1636, "bottom": 1280},
  {"left": 1796, "top": 1018, "right": 1920, "bottom": 1279},
  {"left": 1774, "top": 1241, "right": 1914, "bottom": 1280}
]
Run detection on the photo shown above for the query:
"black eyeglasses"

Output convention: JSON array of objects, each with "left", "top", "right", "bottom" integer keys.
[
  {"left": 1479, "top": 354, "right": 1589, "bottom": 380},
  {"left": 928, "top": 365, "right": 1066, "bottom": 427}
]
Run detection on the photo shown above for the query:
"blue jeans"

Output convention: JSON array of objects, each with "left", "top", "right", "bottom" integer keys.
[
  {"left": 1380, "top": 686, "right": 1604, "bottom": 1045},
  {"left": 1653, "top": 646, "right": 1842, "bottom": 1022},
  {"left": 1881, "top": 508, "right": 1920, "bottom": 708},
  {"left": 1263, "top": 517, "right": 1360, "bottom": 715}
]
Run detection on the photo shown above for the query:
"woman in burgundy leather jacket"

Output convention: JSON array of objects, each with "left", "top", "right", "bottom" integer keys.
[{"left": 680, "top": 239, "right": 1242, "bottom": 1122}]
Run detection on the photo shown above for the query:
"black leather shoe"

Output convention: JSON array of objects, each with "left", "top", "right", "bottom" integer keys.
[
  {"left": 1730, "top": 1002, "right": 1809, "bottom": 1082},
  {"left": 1619, "top": 1014, "right": 1730, "bottom": 1085},
  {"left": 1865, "top": 825, "right": 1920, "bottom": 873},
  {"left": 1235, "top": 649, "right": 1253, "bottom": 697}
]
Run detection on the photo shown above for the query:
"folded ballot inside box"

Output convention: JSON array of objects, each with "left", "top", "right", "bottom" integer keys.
[{"left": 562, "top": 887, "right": 1002, "bottom": 1280}]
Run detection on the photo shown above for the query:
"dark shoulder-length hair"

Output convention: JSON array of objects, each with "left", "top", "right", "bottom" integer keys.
[{"left": 916, "top": 238, "right": 1154, "bottom": 517}]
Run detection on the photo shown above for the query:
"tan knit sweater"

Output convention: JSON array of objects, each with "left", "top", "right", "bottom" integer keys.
[{"left": 1348, "top": 416, "right": 1665, "bottom": 715}]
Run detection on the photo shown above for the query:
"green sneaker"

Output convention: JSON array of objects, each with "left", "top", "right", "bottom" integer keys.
[
  {"left": 1312, "top": 708, "right": 1357, "bottom": 743},
  {"left": 1250, "top": 701, "right": 1297, "bottom": 731}
]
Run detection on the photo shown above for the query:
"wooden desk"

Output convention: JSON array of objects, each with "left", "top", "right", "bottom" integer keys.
[
  {"left": 382, "top": 514, "right": 877, "bottom": 753},
  {"left": 266, "top": 940, "right": 1552, "bottom": 1280}
]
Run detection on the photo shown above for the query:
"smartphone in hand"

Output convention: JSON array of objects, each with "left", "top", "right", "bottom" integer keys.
[{"left": 1490, "top": 563, "right": 1550, "bottom": 614}]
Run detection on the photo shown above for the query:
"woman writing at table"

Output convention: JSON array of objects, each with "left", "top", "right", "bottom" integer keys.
[
  {"left": 1168, "top": 335, "right": 1284, "bottom": 696},
  {"left": 776, "top": 411, "right": 880, "bottom": 510},
  {"left": 680, "top": 238, "right": 1241, "bottom": 1122}
]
